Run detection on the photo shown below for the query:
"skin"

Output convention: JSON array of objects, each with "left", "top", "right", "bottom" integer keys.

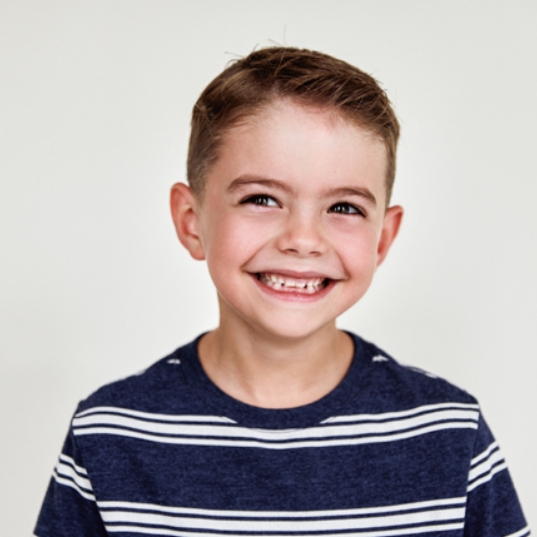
[{"left": 171, "top": 99, "right": 403, "bottom": 409}]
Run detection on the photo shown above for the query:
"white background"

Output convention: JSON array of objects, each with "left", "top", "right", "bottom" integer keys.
[{"left": 1, "top": 1, "right": 535, "bottom": 533}]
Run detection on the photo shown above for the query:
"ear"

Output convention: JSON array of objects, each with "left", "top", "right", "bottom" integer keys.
[
  {"left": 170, "top": 182, "right": 205, "bottom": 260},
  {"left": 376, "top": 205, "right": 403, "bottom": 267}
]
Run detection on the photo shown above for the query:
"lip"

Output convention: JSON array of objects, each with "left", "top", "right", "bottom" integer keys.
[
  {"left": 249, "top": 271, "right": 336, "bottom": 302},
  {"left": 251, "top": 269, "right": 334, "bottom": 279}
]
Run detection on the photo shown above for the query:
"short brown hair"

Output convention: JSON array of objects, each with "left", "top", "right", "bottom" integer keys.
[{"left": 187, "top": 47, "right": 400, "bottom": 205}]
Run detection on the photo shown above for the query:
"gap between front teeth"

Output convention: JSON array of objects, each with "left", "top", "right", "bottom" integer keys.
[{"left": 258, "top": 273, "right": 326, "bottom": 293}]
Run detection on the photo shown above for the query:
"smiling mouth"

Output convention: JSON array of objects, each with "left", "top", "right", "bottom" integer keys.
[{"left": 256, "top": 272, "right": 330, "bottom": 294}]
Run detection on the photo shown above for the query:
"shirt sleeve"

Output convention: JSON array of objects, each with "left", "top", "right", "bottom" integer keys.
[
  {"left": 34, "top": 421, "right": 107, "bottom": 537},
  {"left": 464, "top": 411, "right": 530, "bottom": 537}
]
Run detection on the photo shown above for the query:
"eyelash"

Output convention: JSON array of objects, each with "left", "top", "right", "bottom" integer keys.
[
  {"left": 240, "top": 196, "right": 365, "bottom": 217},
  {"left": 328, "top": 202, "right": 365, "bottom": 217},
  {"left": 240, "top": 194, "right": 280, "bottom": 207}
]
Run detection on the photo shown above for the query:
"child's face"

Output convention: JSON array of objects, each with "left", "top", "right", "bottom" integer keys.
[{"left": 172, "top": 100, "right": 402, "bottom": 342}]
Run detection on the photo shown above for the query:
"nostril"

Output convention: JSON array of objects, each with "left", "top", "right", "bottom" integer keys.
[{"left": 278, "top": 233, "right": 326, "bottom": 256}]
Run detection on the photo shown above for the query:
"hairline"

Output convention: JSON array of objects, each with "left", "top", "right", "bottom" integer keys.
[{"left": 192, "top": 96, "right": 392, "bottom": 208}]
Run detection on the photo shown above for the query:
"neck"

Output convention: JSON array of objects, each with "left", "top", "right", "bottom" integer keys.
[{"left": 197, "top": 312, "right": 354, "bottom": 409}]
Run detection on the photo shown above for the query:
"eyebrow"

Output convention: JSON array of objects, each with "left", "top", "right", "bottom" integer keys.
[
  {"left": 226, "top": 175, "right": 377, "bottom": 207},
  {"left": 226, "top": 175, "right": 293, "bottom": 194},
  {"left": 324, "top": 186, "right": 377, "bottom": 207}
]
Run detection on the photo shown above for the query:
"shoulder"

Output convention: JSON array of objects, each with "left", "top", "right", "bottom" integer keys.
[
  {"left": 353, "top": 333, "right": 478, "bottom": 410},
  {"left": 75, "top": 339, "right": 197, "bottom": 415}
]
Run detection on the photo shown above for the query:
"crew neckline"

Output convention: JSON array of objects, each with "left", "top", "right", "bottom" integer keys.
[{"left": 178, "top": 331, "right": 375, "bottom": 429}]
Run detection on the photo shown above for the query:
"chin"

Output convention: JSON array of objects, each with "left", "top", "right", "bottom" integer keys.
[{"left": 251, "top": 316, "right": 337, "bottom": 343}]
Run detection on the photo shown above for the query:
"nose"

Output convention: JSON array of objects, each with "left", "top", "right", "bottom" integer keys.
[{"left": 276, "top": 211, "right": 327, "bottom": 257}]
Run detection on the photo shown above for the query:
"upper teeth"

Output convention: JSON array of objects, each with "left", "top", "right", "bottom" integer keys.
[{"left": 259, "top": 273, "right": 325, "bottom": 291}]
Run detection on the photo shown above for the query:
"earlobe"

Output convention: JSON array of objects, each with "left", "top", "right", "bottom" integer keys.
[
  {"left": 376, "top": 205, "right": 403, "bottom": 267},
  {"left": 170, "top": 182, "right": 206, "bottom": 260}
]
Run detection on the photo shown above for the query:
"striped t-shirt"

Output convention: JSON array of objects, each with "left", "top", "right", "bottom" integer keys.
[{"left": 35, "top": 333, "right": 529, "bottom": 537}]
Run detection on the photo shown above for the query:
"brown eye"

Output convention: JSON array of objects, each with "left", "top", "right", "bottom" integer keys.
[
  {"left": 241, "top": 195, "right": 279, "bottom": 207},
  {"left": 329, "top": 203, "right": 363, "bottom": 216}
]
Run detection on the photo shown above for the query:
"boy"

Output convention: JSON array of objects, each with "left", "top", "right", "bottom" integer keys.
[{"left": 35, "top": 47, "right": 529, "bottom": 536}]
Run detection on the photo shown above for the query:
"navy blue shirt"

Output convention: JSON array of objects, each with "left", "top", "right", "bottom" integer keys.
[{"left": 35, "top": 333, "right": 529, "bottom": 536}]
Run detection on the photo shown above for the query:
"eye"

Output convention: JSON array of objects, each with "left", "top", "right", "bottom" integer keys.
[
  {"left": 328, "top": 202, "right": 364, "bottom": 216},
  {"left": 240, "top": 194, "right": 280, "bottom": 207}
]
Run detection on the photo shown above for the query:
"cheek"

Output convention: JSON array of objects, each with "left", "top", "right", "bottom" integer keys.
[
  {"left": 203, "top": 214, "right": 268, "bottom": 267},
  {"left": 332, "top": 227, "right": 381, "bottom": 276}
]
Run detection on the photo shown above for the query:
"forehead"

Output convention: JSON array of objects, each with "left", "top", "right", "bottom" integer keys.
[
  {"left": 206, "top": 99, "right": 388, "bottom": 203},
  {"left": 239, "top": 98, "right": 385, "bottom": 152}
]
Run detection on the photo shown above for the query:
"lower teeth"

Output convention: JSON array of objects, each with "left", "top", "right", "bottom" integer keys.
[{"left": 257, "top": 274, "right": 327, "bottom": 293}]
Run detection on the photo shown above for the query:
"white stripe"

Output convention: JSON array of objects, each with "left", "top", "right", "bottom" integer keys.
[
  {"left": 53, "top": 471, "right": 96, "bottom": 501},
  {"left": 75, "top": 406, "right": 236, "bottom": 423},
  {"left": 74, "top": 420, "right": 478, "bottom": 448},
  {"left": 59, "top": 453, "right": 88, "bottom": 476},
  {"left": 55, "top": 461, "right": 93, "bottom": 492},
  {"left": 322, "top": 402, "right": 479, "bottom": 424},
  {"left": 467, "top": 462, "right": 508, "bottom": 492},
  {"left": 504, "top": 526, "right": 531, "bottom": 537},
  {"left": 73, "top": 409, "right": 478, "bottom": 442},
  {"left": 470, "top": 441, "right": 499, "bottom": 466},
  {"left": 105, "top": 522, "right": 464, "bottom": 537},
  {"left": 98, "top": 496, "right": 466, "bottom": 518},
  {"left": 468, "top": 447, "right": 505, "bottom": 482},
  {"left": 101, "top": 507, "right": 464, "bottom": 531}
]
